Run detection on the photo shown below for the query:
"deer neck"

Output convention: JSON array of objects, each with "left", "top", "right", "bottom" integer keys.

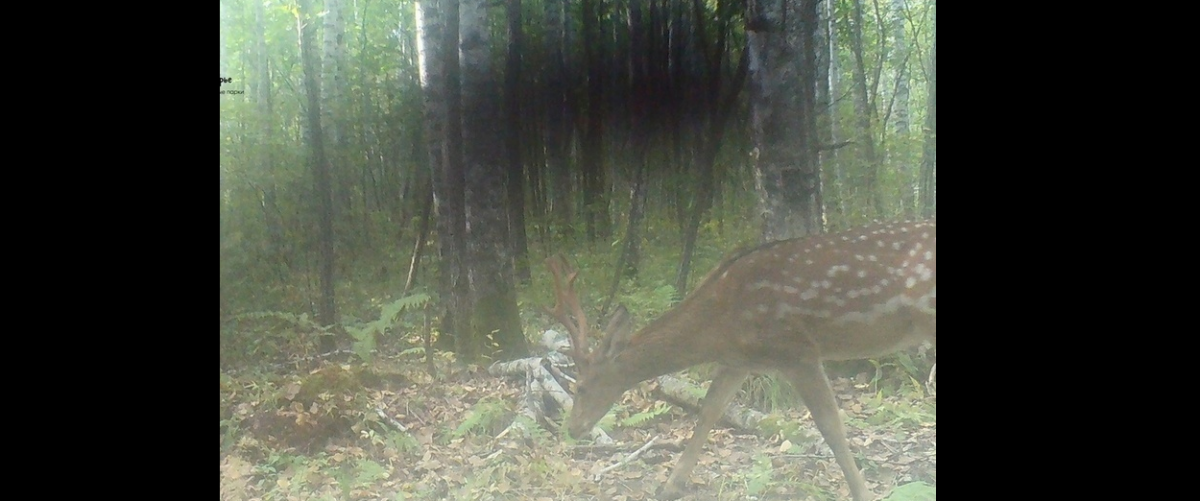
[{"left": 612, "top": 308, "right": 725, "bottom": 386}]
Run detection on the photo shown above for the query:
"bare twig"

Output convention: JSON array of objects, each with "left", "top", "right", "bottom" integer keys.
[
  {"left": 375, "top": 407, "right": 408, "bottom": 432},
  {"left": 596, "top": 435, "right": 661, "bottom": 478}
]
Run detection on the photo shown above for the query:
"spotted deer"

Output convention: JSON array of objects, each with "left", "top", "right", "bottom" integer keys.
[{"left": 543, "top": 220, "right": 935, "bottom": 501}]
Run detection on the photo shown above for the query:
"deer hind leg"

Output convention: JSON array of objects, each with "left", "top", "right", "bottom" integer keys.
[
  {"left": 658, "top": 367, "right": 749, "bottom": 500},
  {"left": 784, "top": 362, "right": 872, "bottom": 501}
]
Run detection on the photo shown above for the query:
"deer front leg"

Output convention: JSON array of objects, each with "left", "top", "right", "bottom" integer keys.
[
  {"left": 784, "top": 362, "right": 872, "bottom": 501},
  {"left": 658, "top": 367, "right": 748, "bottom": 500}
]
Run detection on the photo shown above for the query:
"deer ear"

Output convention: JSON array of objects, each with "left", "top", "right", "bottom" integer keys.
[{"left": 600, "top": 304, "right": 635, "bottom": 360}]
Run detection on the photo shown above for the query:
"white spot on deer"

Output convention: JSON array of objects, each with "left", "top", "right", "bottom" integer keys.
[
  {"left": 924, "top": 251, "right": 933, "bottom": 260},
  {"left": 892, "top": 242, "right": 902, "bottom": 250},
  {"left": 756, "top": 304, "right": 769, "bottom": 313},
  {"left": 783, "top": 286, "right": 798, "bottom": 294},
  {"left": 909, "top": 249, "right": 917, "bottom": 257},
  {"left": 880, "top": 278, "right": 890, "bottom": 287},
  {"left": 922, "top": 232, "right": 929, "bottom": 239},
  {"left": 787, "top": 256, "right": 795, "bottom": 263},
  {"left": 815, "top": 243, "right": 823, "bottom": 249},
  {"left": 877, "top": 241, "right": 885, "bottom": 248},
  {"left": 847, "top": 290, "right": 859, "bottom": 299},
  {"left": 905, "top": 277, "right": 917, "bottom": 288},
  {"left": 857, "top": 270, "right": 867, "bottom": 278},
  {"left": 871, "top": 285, "right": 882, "bottom": 294},
  {"left": 919, "top": 268, "right": 932, "bottom": 281},
  {"left": 800, "top": 289, "right": 818, "bottom": 301},
  {"left": 827, "top": 265, "right": 850, "bottom": 277},
  {"left": 855, "top": 254, "right": 864, "bottom": 261},
  {"left": 821, "top": 280, "right": 831, "bottom": 289},
  {"left": 868, "top": 255, "right": 877, "bottom": 262}
]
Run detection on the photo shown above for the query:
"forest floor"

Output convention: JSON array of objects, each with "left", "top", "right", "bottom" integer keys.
[{"left": 220, "top": 344, "right": 936, "bottom": 501}]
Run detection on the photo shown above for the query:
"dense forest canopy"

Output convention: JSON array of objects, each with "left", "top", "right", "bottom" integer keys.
[{"left": 219, "top": 0, "right": 935, "bottom": 358}]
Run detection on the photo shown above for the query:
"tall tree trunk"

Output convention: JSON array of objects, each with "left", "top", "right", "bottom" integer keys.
[
  {"left": 504, "top": 0, "right": 531, "bottom": 283},
  {"left": 460, "top": 0, "right": 528, "bottom": 362},
  {"left": 824, "top": 0, "right": 848, "bottom": 219},
  {"left": 601, "top": 159, "right": 648, "bottom": 316},
  {"left": 419, "top": 0, "right": 469, "bottom": 352},
  {"left": 918, "top": 1, "right": 935, "bottom": 218},
  {"left": 323, "top": 0, "right": 345, "bottom": 146},
  {"left": 323, "top": 0, "right": 354, "bottom": 242},
  {"left": 675, "top": 15, "right": 749, "bottom": 295},
  {"left": 890, "top": 0, "right": 910, "bottom": 135},
  {"left": 405, "top": 174, "right": 434, "bottom": 294},
  {"left": 299, "top": 0, "right": 338, "bottom": 352},
  {"left": 668, "top": 0, "right": 687, "bottom": 235},
  {"left": 544, "top": 0, "right": 574, "bottom": 239},
  {"left": 849, "top": 0, "right": 883, "bottom": 216},
  {"left": 600, "top": 0, "right": 652, "bottom": 314},
  {"left": 581, "top": 0, "right": 609, "bottom": 243},
  {"left": 417, "top": 0, "right": 445, "bottom": 336},
  {"left": 252, "top": 0, "right": 288, "bottom": 272},
  {"left": 891, "top": 0, "right": 915, "bottom": 216},
  {"left": 748, "top": 0, "right": 823, "bottom": 242}
]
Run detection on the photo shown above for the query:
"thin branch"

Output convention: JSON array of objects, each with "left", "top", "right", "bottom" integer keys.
[
  {"left": 375, "top": 407, "right": 408, "bottom": 432},
  {"left": 820, "top": 140, "right": 856, "bottom": 151},
  {"left": 596, "top": 435, "right": 661, "bottom": 478}
]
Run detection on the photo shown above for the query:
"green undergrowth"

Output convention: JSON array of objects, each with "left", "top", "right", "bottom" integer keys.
[{"left": 222, "top": 211, "right": 935, "bottom": 500}]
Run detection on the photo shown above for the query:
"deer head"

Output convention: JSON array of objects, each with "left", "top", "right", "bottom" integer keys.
[{"left": 543, "top": 255, "right": 639, "bottom": 438}]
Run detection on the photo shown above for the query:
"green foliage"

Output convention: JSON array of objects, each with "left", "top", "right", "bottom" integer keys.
[
  {"left": 744, "top": 452, "right": 775, "bottom": 496},
  {"left": 353, "top": 459, "right": 389, "bottom": 488},
  {"left": 757, "top": 413, "right": 819, "bottom": 446},
  {"left": 884, "top": 481, "right": 936, "bottom": 501},
  {"left": 344, "top": 293, "right": 432, "bottom": 363},
  {"left": 221, "top": 310, "right": 332, "bottom": 367},
  {"left": 235, "top": 310, "right": 324, "bottom": 329},
  {"left": 863, "top": 391, "right": 936, "bottom": 430},
  {"left": 620, "top": 284, "right": 678, "bottom": 319},
  {"left": 744, "top": 374, "right": 802, "bottom": 413},
  {"left": 452, "top": 398, "right": 511, "bottom": 438},
  {"left": 513, "top": 415, "right": 554, "bottom": 447},
  {"left": 618, "top": 401, "right": 671, "bottom": 428},
  {"left": 867, "top": 352, "right": 933, "bottom": 395}
]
